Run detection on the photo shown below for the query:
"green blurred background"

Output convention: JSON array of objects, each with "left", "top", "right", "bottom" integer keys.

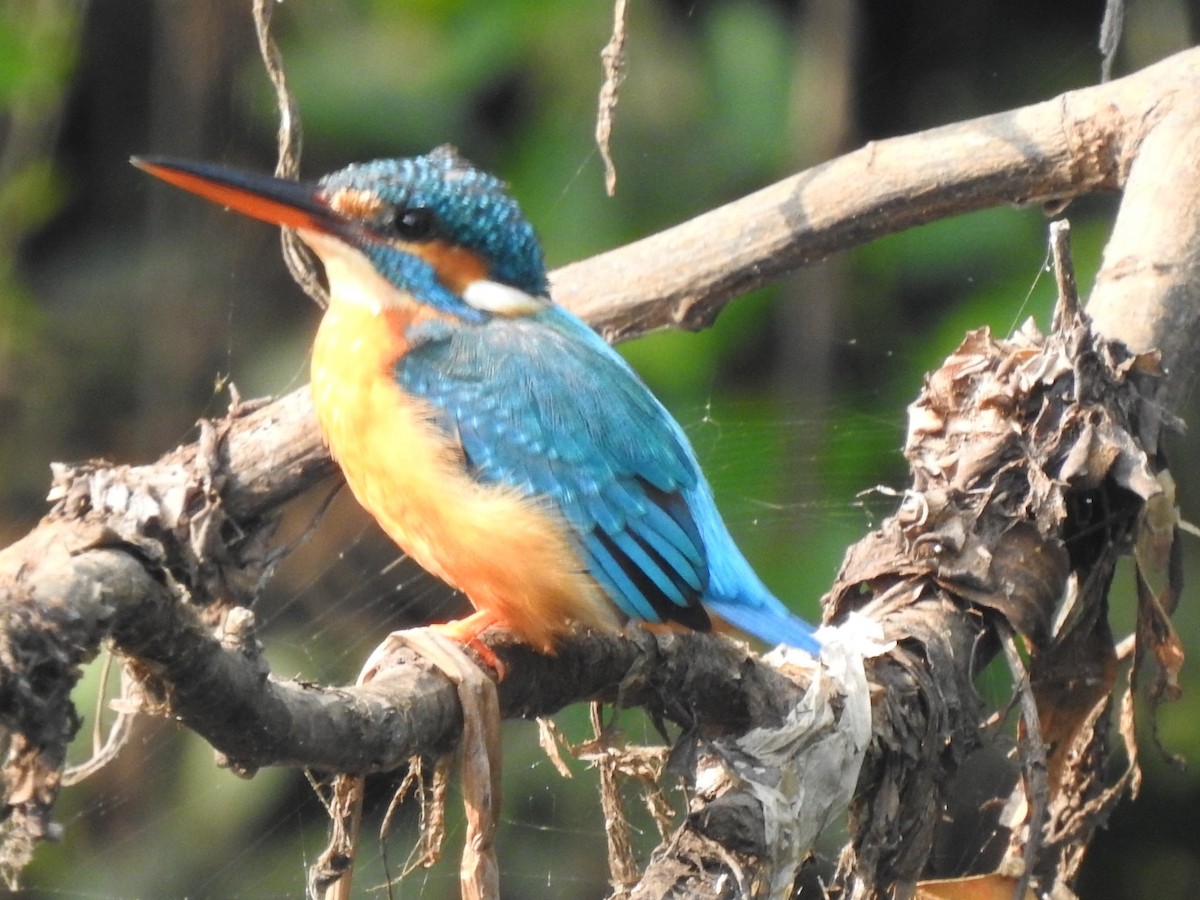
[{"left": 2, "top": 0, "right": 1198, "bottom": 896}]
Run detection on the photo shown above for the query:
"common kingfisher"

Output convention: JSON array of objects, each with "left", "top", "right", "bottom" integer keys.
[{"left": 133, "top": 147, "right": 820, "bottom": 657}]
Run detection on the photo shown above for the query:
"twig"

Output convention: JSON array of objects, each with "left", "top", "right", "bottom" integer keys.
[
  {"left": 61, "top": 654, "right": 135, "bottom": 787},
  {"left": 597, "top": 0, "right": 629, "bottom": 196},
  {"left": 1099, "top": 0, "right": 1125, "bottom": 82},
  {"left": 1085, "top": 80, "right": 1200, "bottom": 416},
  {"left": 1050, "top": 219, "right": 1080, "bottom": 330},
  {"left": 590, "top": 702, "right": 640, "bottom": 891},
  {"left": 251, "top": 0, "right": 329, "bottom": 307},
  {"left": 999, "top": 623, "right": 1049, "bottom": 899}
]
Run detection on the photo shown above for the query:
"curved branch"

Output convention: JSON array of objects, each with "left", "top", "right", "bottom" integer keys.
[
  {"left": 0, "top": 522, "right": 807, "bottom": 774},
  {"left": 1086, "top": 88, "right": 1200, "bottom": 412},
  {"left": 554, "top": 47, "right": 1199, "bottom": 341}
]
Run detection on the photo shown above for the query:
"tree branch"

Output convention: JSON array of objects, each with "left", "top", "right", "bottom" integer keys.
[
  {"left": 554, "top": 47, "right": 1199, "bottom": 341},
  {"left": 1087, "top": 86, "right": 1200, "bottom": 411}
]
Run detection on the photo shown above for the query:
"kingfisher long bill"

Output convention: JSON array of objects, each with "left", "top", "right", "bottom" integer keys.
[{"left": 133, "top": 147, "right": 820, "bottom": 657}]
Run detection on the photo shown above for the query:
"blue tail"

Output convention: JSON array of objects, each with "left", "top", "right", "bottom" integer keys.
[
  {"left": 687, "top": 481, "right": 821, "bottom": 655},
  {"left": 705, "top": 592, "right": 820, "bottom": 655}
]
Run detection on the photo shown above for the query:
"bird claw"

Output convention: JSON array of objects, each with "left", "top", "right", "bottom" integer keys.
[{"left": 425, "top": 611, "right": 507, "bottom": 679}]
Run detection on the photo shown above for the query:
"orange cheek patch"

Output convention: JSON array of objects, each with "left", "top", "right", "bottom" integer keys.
[
  {"left": 326, "top": 187, "right": 386, "bottom": 219},
  {"left": 408, "top": 240, "right": 489, "bottom": 294}
]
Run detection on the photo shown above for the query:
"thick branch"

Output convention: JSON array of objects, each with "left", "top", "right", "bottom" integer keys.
[
  {"left": 554, "top": 47, "right": 1199, "bottom": 341},
  {"left": 1, "top": 520, "right": 806, "bottom": 774},
  {"left": 1086, "top": 89, "right": 1200, "bottom": 414}
]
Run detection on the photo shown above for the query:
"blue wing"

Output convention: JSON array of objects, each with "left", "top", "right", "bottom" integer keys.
[
  {"left": 399, "top": 306, "right": 710, "bottom": 629},
  {"left": 397, "top": 304, "right": 819, "bottom": 653}
]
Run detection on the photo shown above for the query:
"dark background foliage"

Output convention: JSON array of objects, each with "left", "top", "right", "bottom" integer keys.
[{"left": 2, "top": 1, "right": 1197, "bottom": 896}]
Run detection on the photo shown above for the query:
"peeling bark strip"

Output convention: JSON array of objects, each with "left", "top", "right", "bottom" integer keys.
[{"left": 824, "top": 280, "right": 1173, "bottom": 895}]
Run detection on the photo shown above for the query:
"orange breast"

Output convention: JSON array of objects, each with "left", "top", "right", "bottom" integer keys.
[{"left": 309, "top": 299, "right": 616, "bottom": 651}]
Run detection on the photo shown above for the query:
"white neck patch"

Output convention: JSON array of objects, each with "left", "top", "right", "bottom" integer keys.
[{"left": 461, "top": 279, "right": 550, "bottom": 316}]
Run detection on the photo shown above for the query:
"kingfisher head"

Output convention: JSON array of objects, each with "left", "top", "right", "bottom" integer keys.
[{"left": 133, "top": 146, "right": 549, "bottom": 322}]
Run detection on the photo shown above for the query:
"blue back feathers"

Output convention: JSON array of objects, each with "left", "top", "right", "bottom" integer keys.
[
  {"left": 399, "top": 308, "right": 713, "bottom": 631},
  {"left": 397, "top": 306, "right": 820, "bottom": 653}
]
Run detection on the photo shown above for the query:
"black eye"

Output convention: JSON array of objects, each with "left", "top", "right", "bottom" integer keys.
[{"left": 378, "top": 205, "right": 436, "bottom": 241}]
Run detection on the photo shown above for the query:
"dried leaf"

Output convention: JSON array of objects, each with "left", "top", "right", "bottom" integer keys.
[
  {"left": 1032, "top": 614, "right": 1117, "bottom": 792},
  {"left": 1134, "top": 470, "right": 1181, "bottom": 607},
  {"left": 535, "top": 717, "right": 574, "bottom": 779},
  {"left": 917, "top": 872, "right": 1038, "bottom": 900},
  {"left": 828, "top": 234, "right": 1169, "bottom": 892}
]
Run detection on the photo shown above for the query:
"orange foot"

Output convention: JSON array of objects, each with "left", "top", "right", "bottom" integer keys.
[{"left": 433, "top": 610, "right": 506, "bottom": 678}]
